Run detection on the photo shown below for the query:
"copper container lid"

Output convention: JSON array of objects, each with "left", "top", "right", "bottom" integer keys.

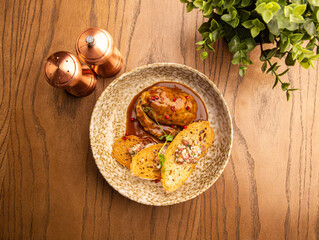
[
  {"left": 76, "top": 27, "right": 114, "bottom": 65},
  {"left": 45, "top": 51, "right": 78, "bottom": 87},
  {"left": 44, "top": 51, "right": 97, "bottom": 97}
]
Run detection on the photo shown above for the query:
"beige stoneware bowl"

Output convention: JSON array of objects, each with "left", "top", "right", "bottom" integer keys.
[{"left": 90, "top": 63, "right": 233, "bottom": 205}]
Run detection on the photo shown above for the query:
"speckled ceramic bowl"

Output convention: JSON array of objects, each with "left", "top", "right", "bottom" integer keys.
[{"left": 90, "top": 63, "right": 233, "bottom": 205}]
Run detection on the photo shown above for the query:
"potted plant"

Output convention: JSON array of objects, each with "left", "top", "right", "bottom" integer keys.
[{"left": 181, "top": 0, "right": 319, "bottom": 100}]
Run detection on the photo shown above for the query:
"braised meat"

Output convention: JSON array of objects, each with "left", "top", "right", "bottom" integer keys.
[{"left": 136, "top": 86, "right": 198, "bottom": 139}]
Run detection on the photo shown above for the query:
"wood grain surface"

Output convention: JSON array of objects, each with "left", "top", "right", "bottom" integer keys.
[{"left": 1, "top": 0, "right": 318, "bottom": 239}]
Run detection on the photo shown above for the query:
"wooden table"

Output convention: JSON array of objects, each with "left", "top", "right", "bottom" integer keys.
[{"left": 1, "top": 0, "right": 318, "bottom": 239}]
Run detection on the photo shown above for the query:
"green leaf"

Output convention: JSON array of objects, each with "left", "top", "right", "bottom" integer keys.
[
  {"left": 207, "top": 43, "right": 215, "bottom": 51},
  {"left": 266, "top": 62, "right": 278, "bottom": 73},
  {"left": 242, "top": 57, "right": 253, "bottom": 65},
  {"left": 200, "top": 51, "right": 208, "bottom": 60},
  {"left": 278, "top": 68, "right": 289, "bottom": 76},
  {"left": 273, "top": 77, "right": 279, "bottom": 88},
  {"left": 288, "top": 88, "right": 299, "bottom": 91},
  {"left": 310, "top": 54, "right": 319, "bottom": 60},
  {"left": 224, "top": 0, "right": 235, "bottom": 8},
  {"left": 159, "top": 135, "right": 165, "bottom": 140},
  {"left": 159, "top": 153, "right": 166, "bottom": 172},
  {"left": 242, "top": 20, "right": 254, "bottom": 29},
  {"left": 209, "top": 32, "right": 213, "bottom": 42},
  {"left": 221, "top": 14, "right": 232, "bottom": 22},
  {"left": 292, "top": 50, "right": 299, "bottom": 60},
  {"left": 262, "top": 11, "right": 273, "bottom": 23},
  {"left": 286, "top": 91, "right": 290, "bottom": 101},
  {"left": 239, "top": 67, "right": 245, "bottom": 77},
  {"left": 284, "top": 6, "right": 293, "bottom": 17},
  {"left": 262, "top": 61, "right": 267, "bottom": 72},
  {"left": 232, "top": 57, "right": 241, "bottom": 64},
  {"left": 203, "top": 32, "right": 210, "bottom": 38},
  {"left": 300, "top": 59, "right": 311, "bottom": 68},
  {"left": 216, "top": 7, "right": 223, "bottom": 15},
  {"left": 186, "top": 2, "right": 194, "bottom": 12},
  {"left": 252, "top": 18, "right": 265, "bottom": 30},
  {"left": 166, "top": 134, "right": 174, "bottom": 142},
  {"left": 241, "top": 0, "right": 252, "bottom": 7},
  {"left": 256, "top": 2, "right": 266, "bottom": 13},
  {"left": 233, "top": 51, "right": 241, "bottom": 59},
  {"left": 230, "top": 18, "right": 240, "bottom": 28},
  {"left": 210, "top": 19, "right": 219, "bottom": 29},
  {"left": 306, "top": 39, "right": 315, "bottom": 51},
  {"left": 242, "top": 38, "right": 256, "bottom": 53},
  {"left": 281, "top": 82, "right": 290, "bottom": 91},
  {"left": 269, "top": 2, "right": 280, "bottom": 12},
  {"left": 203, "top": 2, "right": 214, "bottom": 16},
  {"left": 299, "top": 47, "right": 313, "bottom": 54},
  {"left": 211, "top": 0, "right": 221, "bottom": 6},
  {"left": 238, "top": 9, "right": 251, "bottom": 22},
  {"left": 228, "top": 35, "right": 241, "bottom": 53},
  {"left": 290, "top": 33, "right": 304, "bottom": 43},
  {"left": 193, "top": 0, "right": 203, "bottom": 8},
  {"left": 198, "top": 22, "right": 210, "bottom": 34},
  {"left": 267, "top": 18, "right": 280, "bottom": 35},
  {"left": 280, "top": 38, "right": 290, "bottom": 53},
  {"left": 304, "top": 19, "right": 316, "bottom": 36},
  {"left": 298, "top": 52, "right": 305, "bottom": 62},
  {"left": 159, "top": 154, "right": 165, "bottom": 162},
  {"left": 230, "top": 18, "right": 239, "bottom": 28},
  {"left": 196, "top": 40, "right": 206, "bottom": 45},
  {"left": 276, "top": 51, "right": 286, "bottom": 59},
  {"left": 211, "top": 30, "right": 220, "bottom": 42},
  {"left": 267, "top": 48, "right": 277, "bottom": 59},
  {"left": 251, "top": 26, "right": 260, "bottom": 38},
  {"left": 293, "top": 4, "right": 307, "bottom": 16},
  {"left": 257, "top": 2, "right": 280, "bottom": 23},
  {"left": 308, "top": 0, "right": 319, "bottom": 6},
  {"left": 285, "top": 52, "right": 296, "bottom": 66},
  {"left": 202, "top": 1, "right": 209, "bottom": 12},
  {"left": 269, "top": 33, "right": 275, "bottom": 43},
  {"left": 260, "top": 51, "right": 267, "bottom": 61},
  {"left": 290, "top": 14, "right": 305, "bottom": 24},
  {"left": 180, "top": 0, "right": 188, "bottom": 3}
]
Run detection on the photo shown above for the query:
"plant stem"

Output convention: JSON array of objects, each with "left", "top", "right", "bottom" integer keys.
[
  {"left": 266, "top": 58, "right": 283, "bottom": 84},
  {"left": 150, "top": 110, "right": 167, "bottom": 137},
  {"left": 144, "top": 107, "right": 172, "bottom": 170},
  {"left": 260, "top": 43, "right": 283, "bottom": 84},
  {"left": 159, "top": 136, "right": 170, "bottom": 155}
]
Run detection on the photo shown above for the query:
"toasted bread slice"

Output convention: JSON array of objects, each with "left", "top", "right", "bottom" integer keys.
[
  {"left": 112, "top": 135, "right": 147, "bottom": 168},
  {"left": 130, "top": 144, "right": 163, "bottom": 180},
  {"left": 161, "top": 121, "right": 214, "bottom": 192}
]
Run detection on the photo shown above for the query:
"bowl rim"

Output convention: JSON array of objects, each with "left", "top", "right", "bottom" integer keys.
[{"left": 89, "top": 62, "right": 233, "bottom": 206}]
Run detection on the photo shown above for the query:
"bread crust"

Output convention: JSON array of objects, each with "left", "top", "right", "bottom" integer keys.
[
  {"left": 111, "top": 136, "right": 148, "bottom": 168},
  {"left": 130, "top": 144, "right": 163, "bottom": 180},
  {"left": 161, "top": 121, "right": 214, "bottom": 192}
]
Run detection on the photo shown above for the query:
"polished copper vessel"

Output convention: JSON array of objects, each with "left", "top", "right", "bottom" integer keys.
[
  {"left": 75, "top": 27, "right": 123, "bottom": 78},
  {"left": 44, "top": 51, "right": 97, "bottom": 97}
]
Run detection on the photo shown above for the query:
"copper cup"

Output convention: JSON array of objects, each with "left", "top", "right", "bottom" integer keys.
[
  {"left": 75, "top": 27, "right": 123, "bottom": 78},
  {"left": 44, "top": 51, "right": 97, "bottom": 97}
]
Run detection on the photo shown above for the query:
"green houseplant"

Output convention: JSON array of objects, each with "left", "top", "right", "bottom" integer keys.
[{"left": 181, "top": 0, "right": 319, "bottom": 100}]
